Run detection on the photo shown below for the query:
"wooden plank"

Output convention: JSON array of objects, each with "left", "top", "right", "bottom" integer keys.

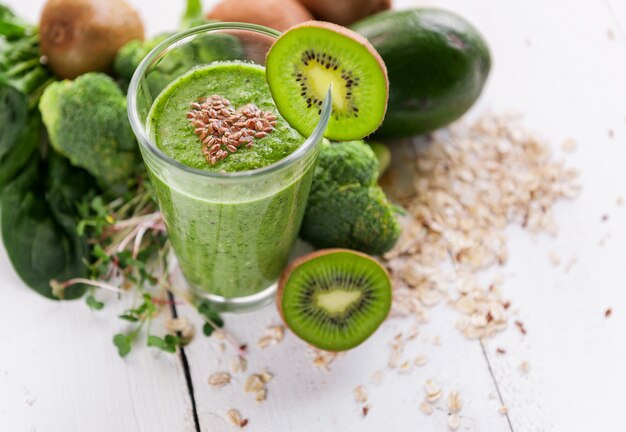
[
  {"left": 404, "top": 0, "right": 626, "bottom": 430},
  {"left": 183, "top": 291, "right": 511, "bottom": 431},
  {"left": 184, "top": 0, "right": 626, "bottom": 430},
  {"left": 0, "top": 247, "right": 196, "bottom": 431},
  {"left": 0, "top": 2, "right": 197, "bottom": 431}
]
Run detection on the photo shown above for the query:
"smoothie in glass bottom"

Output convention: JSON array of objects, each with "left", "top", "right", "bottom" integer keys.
[{"left": 146, "top": 62, "right": 314, "bottom": 298}]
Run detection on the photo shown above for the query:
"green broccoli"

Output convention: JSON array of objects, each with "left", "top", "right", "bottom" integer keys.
[
  {"left": 39, "top": 73, "right": 139, "bottom": 187},
  {"left": 300, "top": 140, "right": 402, "bottom": 255},
  {"left": 114, "top": 31, "right": 243, "bottom": 93}
]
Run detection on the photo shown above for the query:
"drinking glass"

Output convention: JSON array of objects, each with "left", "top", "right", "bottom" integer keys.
[{"left": 127, "top": 23, "right": 331, "bottom": 312}]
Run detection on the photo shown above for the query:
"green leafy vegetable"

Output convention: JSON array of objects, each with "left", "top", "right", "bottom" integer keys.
[
  {"left": 198, "top": 301, "right": 224, "bottom": 336},
  {"left": 147, "top": 334, "right": 181, "bottom": 353},
  {"left": 113, "top": 333, "right": 133, "bottom": 357},
  {"left": 1, "top": 154, "right": 95, "bottom": 299},
  {"left": 86, "top": 294, "right": 104, "bottom": 310}
]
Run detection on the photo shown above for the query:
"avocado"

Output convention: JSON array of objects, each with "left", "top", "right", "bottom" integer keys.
[{"left": 351, "top": 9, "right": 491, "bottom": 138}]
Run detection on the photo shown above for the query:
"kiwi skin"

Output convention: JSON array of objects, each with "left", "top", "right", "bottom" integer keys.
[
  {"left": 277, "top": 248, "right": 392, "bottom": 352},
  {"left": 40, "top": 0, "right": 144, "bottom": 79},
  {"left": 207, "top": 0, "right": 313, "bottom": 32},
  {"left": 297, "top": 0, "right": 391, "bottom": 26}
]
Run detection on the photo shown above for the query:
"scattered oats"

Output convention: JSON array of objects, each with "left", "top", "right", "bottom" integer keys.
[
  {"left": 370, "top": 370, "right": 384, "bottom": 385},
  {"left": 616, "top": 196, "right": 624, "bottom": 206},
  {"left": 496, "top": 347, "right": 506, "bottom": 355},
  {"left": 267, "top": 325, "right": 285, "bottom": 342},
  {"left": 259, "top": 370, "right": 273, "bottom": 384},
  {"left": 212, "top": 329, "right": 226, "bottom": 340},
  {"left": 448, "top": 391, "right": 463, "bottom": 413},
  {"left": 255, "top": 388, "right": 267, "bottom": 403},
  {"left": 165, "top": 317, "right": 194, "bottom": 340},
  {"left": 499, "top": 405, "right": 509, "bottom": 415},
  {"left": 414, "top": 355, "right": 428, "bottom": 367},
  {"left": 561, "top": 138, "right": 577, "bottom": 153},
  {"left": 424, "top": 379, "right": 442, "bottom": 402},
  {"left": 256, "top": 336, "right": 273, "bottom": 349},
  {"left": 448, "top": 413, "right": 461, "bottom": 430},
  {"left": 548, "top": 250, "right": 561, "bottom": 266},
  {"left": 257, "top": 325, "right": 285, "bottom": 348},
  {"left": 514, "top": 320, "right": 527, "bottom": 335},
  {"left": 605, "top": 308, "right": 612, "bottom": 318},
  {"left": 230, "top": 355, "right": 247, "bottom": 374},
  {"left": 388, "top": 341, "right": 404, "bottom": 369},
  {"left": 488, "top": 392, "right": 497, "bottom": 400},
  {"left": 218, "top": 342, "right": 226, "bottom": 353},
  {"left": 608, "top": 28, "right": 615, "bottom": 40},
  {"left": 382, "top": 115, "right": 579, "bottom": 341},
  {"left": 226, "top": 409, "right": 247, "bottom": 428},
  {"left": 519, "top": 361, "right": 531, "bottom": 374},
  {"left": 432, "top": 336, "right": 442, "bottom": 346},
  {"left": 406, "top": 325, "right": 420, "bottom": 341},
  {"left": 398, "top": 361, "right": 413, "bottom": 374},
  {"left": 244, "top": 374, "right": 264, "bottom": 393},
  {"left": 208, "top": 372, "right": 231, "bottom": 388},
  {"left": 311, "top": 349, "right": 343, "bottom": 370},
  {"left": 354, "top": 385, "right": 368, "bottom": 403},
  {"left": 420, "top": 401, "right": 434, "bottom": 415}
]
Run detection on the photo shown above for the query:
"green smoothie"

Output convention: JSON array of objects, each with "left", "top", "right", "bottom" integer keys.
[{"left": 146, "top": 62, "right": 314, "bottom": 298}]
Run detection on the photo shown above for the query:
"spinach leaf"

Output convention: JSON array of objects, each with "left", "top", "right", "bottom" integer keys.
[
  {"left": 0, "top": 5, "right": 28, "bottom": 40},
  {"left": 0, "top": 79, "right": 27, "bottom": 161},
  {"left": 1, "top": 153, "right": 96, "bottom": 299},
  {"left": 0, "top": 106, "right": 38, "bottom": 190}
]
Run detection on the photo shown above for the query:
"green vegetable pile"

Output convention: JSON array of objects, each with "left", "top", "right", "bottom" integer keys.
[
  {"left": 0, "top": 0, "right": 226, "bottom": 358},
  {"left": 0, "top": 0, "right": 491, "bottom": 357}
]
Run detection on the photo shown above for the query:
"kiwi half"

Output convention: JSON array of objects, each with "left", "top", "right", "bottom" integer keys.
[
  {"left": 277, "top": 248, "right": 392, "bottom": 351},
  {"left": 266, "top": 21, "right": 388, "bottom": 141}
]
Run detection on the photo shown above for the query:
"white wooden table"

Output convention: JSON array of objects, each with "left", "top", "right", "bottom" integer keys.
[{"left": 1, "top": 0, "right": 625, "bottom": 430}]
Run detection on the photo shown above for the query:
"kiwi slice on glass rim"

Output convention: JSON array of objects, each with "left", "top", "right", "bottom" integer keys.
[
  {"left": 277, "top": 249, "right": 392, "bottom": 351},
  {"left": 266, "top": 21, "right": 388, "bottom": 141}
]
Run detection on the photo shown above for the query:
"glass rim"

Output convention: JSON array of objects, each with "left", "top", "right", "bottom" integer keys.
[{"left": 127, "top": 22, "right": 332, "bottom": 180}]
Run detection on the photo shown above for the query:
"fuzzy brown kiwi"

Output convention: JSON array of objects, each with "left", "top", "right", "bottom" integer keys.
[
  {"left": 297, "top": 0, "right": 391, "bottom": 26},
  {"left": 207, "top": 0, "right": 313, "bottom": 32},
  {"left": 277, "top": 248, "right": 392, "bottom": 352},
  {"left": 39, "top": 0, "right": 144, "bottom": 79}
]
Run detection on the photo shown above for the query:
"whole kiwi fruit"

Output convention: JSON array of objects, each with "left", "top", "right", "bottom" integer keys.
[
  {"left": 39, "top": 0, "right": 144, "bottom": 79},
  {"left": 207, "top": 0, "right": 313, "bottom": 32},
  {"left": 297, "top": 0, "right": 391, "bottom": 26}
]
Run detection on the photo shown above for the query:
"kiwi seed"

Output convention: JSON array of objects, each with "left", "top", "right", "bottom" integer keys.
[{"left": 277, "top": 248, "right": 392, "bottom": 351}]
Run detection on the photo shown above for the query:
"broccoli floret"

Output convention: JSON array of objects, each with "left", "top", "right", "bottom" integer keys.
[
  {"left": 114, "top": 32, "right": 243, "bottom": 93},
  {"left": 114, "top": 34, "right": 171, "bottom": 90},
  {"left": 39, "top": 73, "right": 139, "bottom": 187},
  {"left": 301, "top": 140, "right": 402, "bottom": 255}
]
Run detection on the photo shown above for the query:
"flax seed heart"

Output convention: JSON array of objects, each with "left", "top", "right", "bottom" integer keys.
[{"left": 187, "top": 95, "right": 277, "bottom": 165}]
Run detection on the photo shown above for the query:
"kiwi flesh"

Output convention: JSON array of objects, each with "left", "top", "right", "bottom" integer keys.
[
  {"left": 277, "top": 248, "right": 392, "bottom": 351},
  {"left": 266, "top": 21, "right": 388, "bottom": 141}
]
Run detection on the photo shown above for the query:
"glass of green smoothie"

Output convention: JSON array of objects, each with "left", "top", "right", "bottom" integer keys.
[{"left": 127, "top": 23, "right": 332, "bottom": 312}]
